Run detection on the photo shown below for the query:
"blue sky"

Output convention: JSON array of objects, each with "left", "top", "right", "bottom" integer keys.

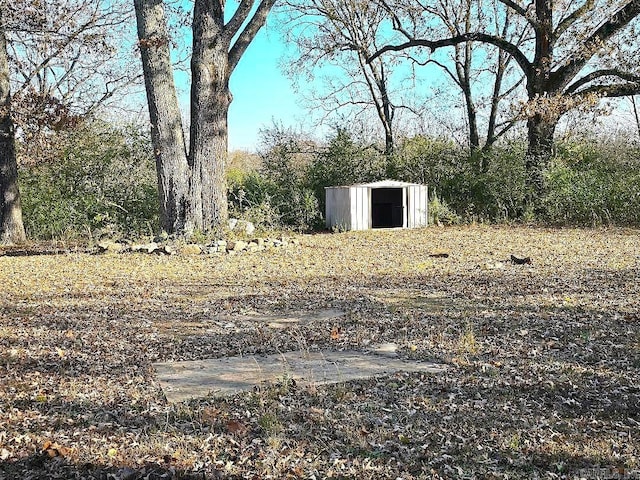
[
  {"left": 171, "top": 3, "right": 304, "bottom": 153},
  {"left": 225, "top": 25, "right": 302, "bottom": 152}
]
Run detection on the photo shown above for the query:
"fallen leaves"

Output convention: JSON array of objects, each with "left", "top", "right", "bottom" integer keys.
[
  {"left": 43, "top": 441, "right": 72, "bottom": 458},
  {"left": 0, "top": 226, "right": 638, "bottom": 479}
]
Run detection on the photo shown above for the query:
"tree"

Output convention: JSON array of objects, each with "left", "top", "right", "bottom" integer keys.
[
  {"left": 372, "top": 0, "right": 640, "bottom": 206},
  {"left": 283, "top": 0, "right": 422, "bottom": 173},
  {"left": 0, "top": 9, "right": 25, "bottom": 243},
  {"left": 5, "top": 0, "right": 140, "bottom": 163},
  {"left": 413, "top": 0, "right": 525, "bottom": 158},
  {"left": 1, "top": 0, "right": 140, "bottom": 242},
  {"left": 134, "top": 0, "right": 276, "bottom": 235}
]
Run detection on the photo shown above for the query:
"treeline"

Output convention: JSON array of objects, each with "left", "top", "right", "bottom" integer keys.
[
  {"left": 19, "top": 122, "right": 640, "bottom": 240},
  {"left": 3, "top": 1, "right": 640, "bottom": 243}
]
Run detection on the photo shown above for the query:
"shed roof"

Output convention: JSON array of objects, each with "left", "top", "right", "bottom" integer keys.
[{"left": 325, "top": 180, "right": 424, "bottom": 189}]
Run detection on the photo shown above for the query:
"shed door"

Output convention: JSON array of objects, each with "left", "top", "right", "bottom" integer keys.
[{"left": 371, "top": 188, "right": 404, "bottom": 228}]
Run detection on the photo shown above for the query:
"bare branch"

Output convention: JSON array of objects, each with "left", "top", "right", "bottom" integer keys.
[
  {"left": 554, "top": 0, "right": 594, "bottom": 38},
  {"left": 229, "top": 0, "right": 276, "bottom": 74},
  {"left": 368, "top": 33, "right": 533, "bottom": 79},
  {"left": 565, "top": 69, "right": 640, "bottom": 95}
]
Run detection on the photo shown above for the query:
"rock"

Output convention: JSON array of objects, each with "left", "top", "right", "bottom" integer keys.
[
  {"left": 180, "top": 244, "right": 203, "bottom": 255},
  {"left": 228, "top": 219, "right": 254, "bottom": 234},
  {"left": 97, "top": 240, "right": 126, "bottom": 253},
  {"left": 131, "top": 242, "right": 159, "bottom": 254},
  {"left": 227, "top": 240, "right": 248, "bottom": 252},
  {"left": 160, "top": 244, "right": 175, "bottom": 255},
  {"left": 253, "top": 238, "right": 265, "bottom": 248},
  {"left": 240, "top": 220, "right": 255, "bottom": 235}
]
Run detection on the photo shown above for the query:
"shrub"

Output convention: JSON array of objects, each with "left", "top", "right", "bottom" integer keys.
[
  {"left": 544, "top": 139, "right": 640, "bottom": 225},
  {"left": 307, "top": 128, "right": 386, "bottom": 211},
  {"left": 19, "top": 121, "right": 158, "bottom": 240},
  {"left": 237, "top": 125, "right": 323, "bottom": 231},
  {"left": 394, "top": 137, "right": 528, "bottom": 222}
]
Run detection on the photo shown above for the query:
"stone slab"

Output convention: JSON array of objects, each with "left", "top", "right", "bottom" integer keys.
[
  {"left": 154, "top": 348, "right": 445, "bottom": 403},
  {"left": 216, "top": 308, "right": 346, "bottom": 329}
]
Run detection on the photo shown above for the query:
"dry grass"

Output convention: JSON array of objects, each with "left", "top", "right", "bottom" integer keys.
[{"left": 0, "top": 226, "right": 639, "bottom": 479}]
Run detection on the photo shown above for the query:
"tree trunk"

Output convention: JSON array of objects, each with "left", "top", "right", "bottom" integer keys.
[
  {"left": 134, "top": 0, "right": 190, "bottom": 234},
  {"left": 0, "top": 22, "right": 26, "bottom": 244},
  {"left": 187, "top": 1, "right": 229, "bottom": 233},
  {"left": 525, "top": 113, "right": 557, "bottom": 210},
  {"left": 383, "top": 120, "right": 395, "bottom": 178}
]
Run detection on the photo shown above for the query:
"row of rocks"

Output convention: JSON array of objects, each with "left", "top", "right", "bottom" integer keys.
[{"left": 97, "top": 237, "right": 299, "bottom": 256}]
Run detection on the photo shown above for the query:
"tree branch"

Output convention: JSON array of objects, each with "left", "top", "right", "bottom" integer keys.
[
  {"left": 554, "top": 0, "right": 594, "bottom": 38},
  {"left": 223, "top": 0, "right": 255, "bottom": 44},
  {"left": 228, "top": 0, "right": 276, "bottom": 74},
  {"left": 496, "top": 0, "right": 530, "bottom": 19},
  {"left": 368, "top": 33, "right": 533, "bottom": 78},
  {"left": 573, "top": 82, "right": 640, "bottom": 98},
  {"left": 553, "top": 0, "right": 640, "bottom": 88},
  {"left": 565, "top": 69, "right": 640, "bottom": 95}
]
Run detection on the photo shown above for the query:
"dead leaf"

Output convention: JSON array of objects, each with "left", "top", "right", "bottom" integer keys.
[
  {"left": 226, "top": 420, "right": 248, "bottom": 436},
  {"left": 330, "top": 326, "right": 341, "bottom": 340}
]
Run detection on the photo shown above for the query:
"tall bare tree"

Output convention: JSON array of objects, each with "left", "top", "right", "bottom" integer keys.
[
  {"left": 423, "top": 0, "right": 525, "bottom": 157},
  {"left": 283, "top": 0, "right": 422, "bottom": 172},
  {"left": 372, "top": 0, "right": 640, "bottom": 206},
  {"left": 1, "top": 0, "right": 141, "bottom": 242},
  {"left": 135, "top": 0, "right": 276, "bottom": 235},
  {"left": 6, "top": 0, "right": 140, "bottom": 162},
  {"left": 0, "top": 8, "right": 25, "bottom": 243}
]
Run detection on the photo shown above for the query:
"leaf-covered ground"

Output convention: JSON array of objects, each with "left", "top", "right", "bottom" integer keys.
[{"left": 1, "top": 226, "right": 638, "bottom": 479}]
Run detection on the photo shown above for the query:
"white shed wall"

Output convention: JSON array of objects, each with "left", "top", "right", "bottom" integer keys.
[
  {"left": 325, "top": 187, "right": 353, "bottom": 230},
  {"left": 350, "top": 186, "right": 370, "bottom": 231},
  {"left": 407, "top": 184, "right": 429, "bottom": 228},
  {"left": 326, "top": 181, "right": 428, "bottom": 231}
]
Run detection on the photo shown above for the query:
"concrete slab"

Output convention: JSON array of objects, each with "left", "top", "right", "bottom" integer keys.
[
  {"left": 154, "top": 348, "right": 445, "bottom": 403},
  {"left": 216, "top": 308, "right": 345, "bottom": 329}
]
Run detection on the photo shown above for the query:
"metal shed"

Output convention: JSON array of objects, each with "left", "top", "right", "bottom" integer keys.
[{"left": 325, "top": 180, "right": 428, "bottom": 231}]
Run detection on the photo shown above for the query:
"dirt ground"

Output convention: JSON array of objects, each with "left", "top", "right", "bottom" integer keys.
[{"left": 0, "top": 226, "right": 638, "bottom": 479}]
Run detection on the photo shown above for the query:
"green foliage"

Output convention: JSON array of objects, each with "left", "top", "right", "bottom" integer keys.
[
  {"left": 227, "top": 168, "right": 280, "bottom": 229},
  {"left": 394, "top": 138, "right": 528, "bottom": 222},
  {"left": 19, "top": 122, "right": 158, "bottom": 240},
  {"left": 228, "top": 126, "right": 323, "bottom": 231},
  {"left": 307, "top": 129, "right": 386, "bottom": 211},
  {"left": 544, "top": 140, "right": 640, "bottom": 226},
  {"left": 459, "top": 144, "right": 528, "bottom": 221},
  {"left": 394, "top": 135, "right": 464, "bottom": 187},
  {"left": 228, "top": 127, "right": 640, "bottom": 231},
  {"left": 428, "top": 191, "right": 461, "bottom": 226}
]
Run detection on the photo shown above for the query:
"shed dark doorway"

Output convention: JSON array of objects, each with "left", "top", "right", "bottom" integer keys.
[{"left": 371, "top": 188, "right": 404, "bottom": 228}]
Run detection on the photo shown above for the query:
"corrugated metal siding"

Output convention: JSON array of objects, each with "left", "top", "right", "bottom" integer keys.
[
  {"left": 327, "top": 182, "right": 428, "bottom": 231},
  {"left": 350, "top": 186, "right": 369, "bottom": 230},
  {"left": 325, "top": 187, "right": 352, "bottom": 230},
  {"left": 407, "top": 184, "right": 429, "bottom": 228}
]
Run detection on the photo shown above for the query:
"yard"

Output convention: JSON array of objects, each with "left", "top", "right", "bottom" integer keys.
[{"left": 0, "top": 226, "right": 638, "bottom": 479}]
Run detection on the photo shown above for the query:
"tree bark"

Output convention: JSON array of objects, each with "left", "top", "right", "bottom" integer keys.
[
  {"left": 525, "top": 113, "right": 557, "bottom": 209},
  {"left": 0, "top": 19, "right": 26, "bottom": 244},
  {"left": 187, "top": 0, "right": 229, "bottom": 233},
  {"left": 134, "top": 0, "right": 190, "bottom": 234},
  {"left": 134, "top": 0, "right": 274, "bottom": 236}
]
